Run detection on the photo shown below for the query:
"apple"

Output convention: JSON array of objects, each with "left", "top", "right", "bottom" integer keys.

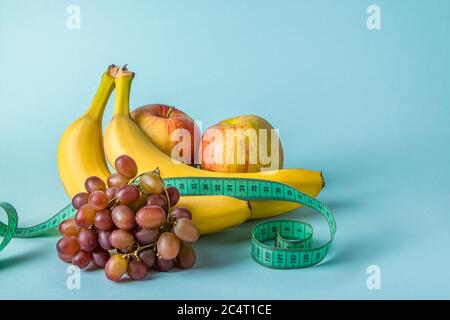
[
  {"left": 131, "top": 104, "right": 201, "bottom": 164},
  {"left": 200, "top": 115, "right": 284, "bottom": 173}
]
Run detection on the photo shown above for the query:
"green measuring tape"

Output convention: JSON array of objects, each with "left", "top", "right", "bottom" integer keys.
[{"left": 0, "top": 177, "right": 336, "bottom": 269}]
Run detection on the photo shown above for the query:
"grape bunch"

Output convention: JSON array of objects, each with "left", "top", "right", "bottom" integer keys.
[{"left": 56, "top": 155, "right": 199, "bottom": 281}]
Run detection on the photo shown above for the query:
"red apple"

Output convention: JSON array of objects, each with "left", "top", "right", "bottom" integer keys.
[
  {"left": 131, "top": 104, "right": 201, "bottom": 164},
  {"left": 200, "top": 115, "right": 284, "bottom": 173}
]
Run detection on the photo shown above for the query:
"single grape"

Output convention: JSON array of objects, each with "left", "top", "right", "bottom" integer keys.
[
  {"left": 56, "top": 236, "right": 80, "bottom": 256},
  {"left": 72, "top": 250, "right": 91, "bottom": 269},
  {"left": 105, "top": 255, "right": 128, "bottom": 282},
  {"left": 107, "top": 173, "right": 129, "bottom": 188},
  {"left": 85, "top": 176, "right": 106, "bottom": 193},
  {"left": 139, "top": 172, "right": 164, "bottom": 195},
  {"left": 166, "top": 186, "right": 180, "bottom": 207},
  {"left": 92, "top": 248, "right": 110, "bottom": 268},
  {"left": 127, "top": 260, "right": 147, "bottom": 280},
  {"left": 115, "top": 155, "right": 138, "bottom": 179},
  {"left": 58, "top": 253, "right": 74, "bottom": 263},
  {"left": 78, "top": 229, "right": 98, "bottom": 252},
  {"left": 128, "top": 193, "right": 148, "bottom": 213},
  {"left": 109, "top": 230, "right": 135, "bottom": 249},
  {"left": 75, "top": 204, "right": 96, "bottom": 228},
  {"left": 157, "top": 232, "right": 180, "bottom": 260},
  {"left": 173, "top": 218, "right": 199, "bottom": 243},
  {"left": 117, "top": 185, "right": 140, "bottom": 205},
  {"left": 134, "top": 228, "right": 160, "bottom": 245},
  {"left": 135, "top": 206, "right": 165, "bottom": 229},
  {"left": 138, "top": 249, "right": 156, "bottom": 269},
  {"left": 106, "top": 187, "right": 118, "bottom": 201},
  {"left": 98, "top": 230, "right": 114, "bottom": 251},
  {"left": 94, "top": 209, "right": 114, "bottom": 230},
  {"left": 59, "top": 218, "right": 81, "bottom": 237},
  {"left": 111, "top": 205, "right": 135, "bottom": 230},
  {"left": 88, "top": 190, "right": 109, "bottom": 211},
  {"left": 169, "top": 207, "right": 192, "bottom": 221},
  {"left": 157, "top": 256, "right": 174, "bottom": 272},
  {"left": 72, "top": 192, "right": 89, "bottom": 210},
  {"left": 146, "top": 194, "right": 168, "bottom": 209},
  {"left": 177, "top": 243, "right": 196, "bottom": 269}
]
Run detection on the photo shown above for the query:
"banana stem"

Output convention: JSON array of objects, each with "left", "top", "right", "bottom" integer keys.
[
  {"left": 85, "top": 65, "right": 117, "bottom": 119},
  {"left": 113, "top": 70, "right": 134, "bottom": 116}
]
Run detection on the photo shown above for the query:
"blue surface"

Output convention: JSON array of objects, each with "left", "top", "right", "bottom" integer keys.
[{"left": 1, "top": 0, "right": 450, "bottom": 299}]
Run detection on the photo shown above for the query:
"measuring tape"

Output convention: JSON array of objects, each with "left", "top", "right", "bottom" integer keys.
[{"left": 0, "top": 177, "right": 336, "bottom": 269}]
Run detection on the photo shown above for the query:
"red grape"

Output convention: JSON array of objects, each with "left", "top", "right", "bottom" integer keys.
[
  {"left": 177, "top": 243, "right": 196, "bottom": 269},
  {"left": 72, "top": 192, "right": 89, "bottom": 209},
  {"left": 58, "top": 253, "right": 73, "bottom": 263},
  {"left": 85, "top": 176, "right": 106, "bottom": 193},
  {"left": 146, "top": 194, "right": 167, "bottom": 209},
  {"left": 109, "top": 230, "right": 135, "bottom": 249},
  {"left": 117, "top": 185, "right": 140, "bottom": 205},
  {"left": 135, "top": 206, "right": 165, "bottom": 229},
  {"left": 78, "top": 229, "right": 98, "bottom": 252},
  {"left": 157, "top": 256, "right": 174, "bottom": 272},
  {"left": 72, "top": 250, "right": 91, "bottom": 269},
  {"left": 92, "top": 248, "right": 110, "bottom": 268},
  {"left": 94, "top": 209, "right": 114, "bottom": 230},
  {"left": 115, "top": 155, "right": 138, "bottom": 179},
  {"left": 56, "top": 236, "right": 80, "bottom": 256},
  {"left": 106, "top": 187, "right": 118, "bottom": 201},
  {"left": 88, "top": 190, "right": 108, "bottom": 211},
  {"left": 157, "top": 232, "right": 180, "bottom": 260},
  {"left": 166, "top": 186, "right": 180, "bottom": 207},
  {"left": 127, "top": 260, "right": 147, "bottom": 280},
  {"left": 98, "top": 230, "right": 114, "bottom": 251},
  {"left": 75, "top": 204, "right": 96, "bottom": 228},
  {"left": 134, "top": 228, "right": 160, "bottom": 245},
  {"left": 59, "top": 218, "right": 81, "bottom": 237},
  {"left": 139, "top": 173, "right": 164, "bottom": 194},
  {"left": 107, "top": 173, "right": 129, "bottom": 188},
  {"left": 169, "top": 207, "right": 192, "bottom": 221},
  {"left": 139, "top": 249, "right": 155, "bottom": 269},
  {"left": 173, "top": 218, "right": 199, "bottom": 242},
  {"left": 105, "top": 255, "right": 128, "bottom": 281},
  {"left": 111, "top": 205, "right": 135, "bottom": 230}
]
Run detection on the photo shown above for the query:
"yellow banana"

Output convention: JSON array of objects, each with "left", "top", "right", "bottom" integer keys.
[
  {"left": 104, "top": 69, "right": 324, "bottom": 233},
  {"left": 58, "top": 65, "right": 117, "bottom": 198}
]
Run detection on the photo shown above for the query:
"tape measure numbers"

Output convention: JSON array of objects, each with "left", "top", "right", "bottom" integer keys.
[{"left": 0, "top": 177, "right": 336, "bottom": 269}]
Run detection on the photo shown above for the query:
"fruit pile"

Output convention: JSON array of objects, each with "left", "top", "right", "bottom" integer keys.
[{"left": 56, "top": 155, "right": 199, "bottom": 281}]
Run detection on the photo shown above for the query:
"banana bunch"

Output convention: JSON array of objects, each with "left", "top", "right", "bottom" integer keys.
[{"left": 58, "top": 65, "right": 324, "bottom": 234}]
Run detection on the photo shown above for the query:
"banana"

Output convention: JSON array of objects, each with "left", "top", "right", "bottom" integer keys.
[
  {"left": 58, "top": 65, "right": 118, "bottom": 198},
  {"left": 104, "top": 69, "right": 324, "bottom": 233}
]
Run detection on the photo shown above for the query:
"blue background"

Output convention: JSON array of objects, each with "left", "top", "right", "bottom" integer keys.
[{"left": 1, "top": 0, "right": 449, "bottom": 299}]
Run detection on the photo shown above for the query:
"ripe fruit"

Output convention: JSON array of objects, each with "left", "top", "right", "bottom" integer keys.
[
  {"left": 115, "top": 155, "right": 138, "bottom": 180},
  {"left": 157, "top": 232, "right": 180, "bottom": 260},
  {"left": 78, "top": 229, "right": 98, "bottom": 252},
  {"left": 107, "top": 174, "right": 128, "bottom": 188},
  {"left": 200, "top": 114, "right": 284, "bottom": 173},
  {"left": 131, "top": 104, "right": 201, "bottom": 165},
  {"left": 169, "top": 207, "right": 192, "bottom": 221},
  {"left": 109, "top": 230, "right": 134, "bottom": 249},
  {"left": 173, "top": 218, "right": 199, "bottom": 242},
  {"left": 116, "top": 185, "right": 140, "bottom": 205},
  {"left": 105, "top": 255, "right": 128, "bottom": 282},
  {"left": 57, "top": 65, "right": 117, "bottom": 198},
  {"left": 139, "top": 172, "right": 164, "bottom": 195},
  {"left": 75, "top": 205, "right": 96, "bottom": 228},
  {"left": 59, "top": 218, "right": 81, "bottom": 237},
  {"left": 88, "top": 190, "right": 109, "bottom": 211},
  {"left": 135, "top": 206, "right": 165, "bottom": 229},
  {"left": 111, "top": 205, "right": 135, "bottom": 230},
  {"left": 57, "top": 153, "right": 199, "bottom": 282},
  {"left": 166, "top": 186, "right": 180, "bottom": 207},
  {"left": 85, "top": 176, "right": 106, "bottom": 193},
  {"left": 72, "top": 192, "right": 89, "bottom": 210}
]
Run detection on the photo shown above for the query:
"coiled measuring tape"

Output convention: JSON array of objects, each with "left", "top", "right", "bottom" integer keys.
[{"left": 0, "top": 177, "right": 336, "bottom": 269}]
